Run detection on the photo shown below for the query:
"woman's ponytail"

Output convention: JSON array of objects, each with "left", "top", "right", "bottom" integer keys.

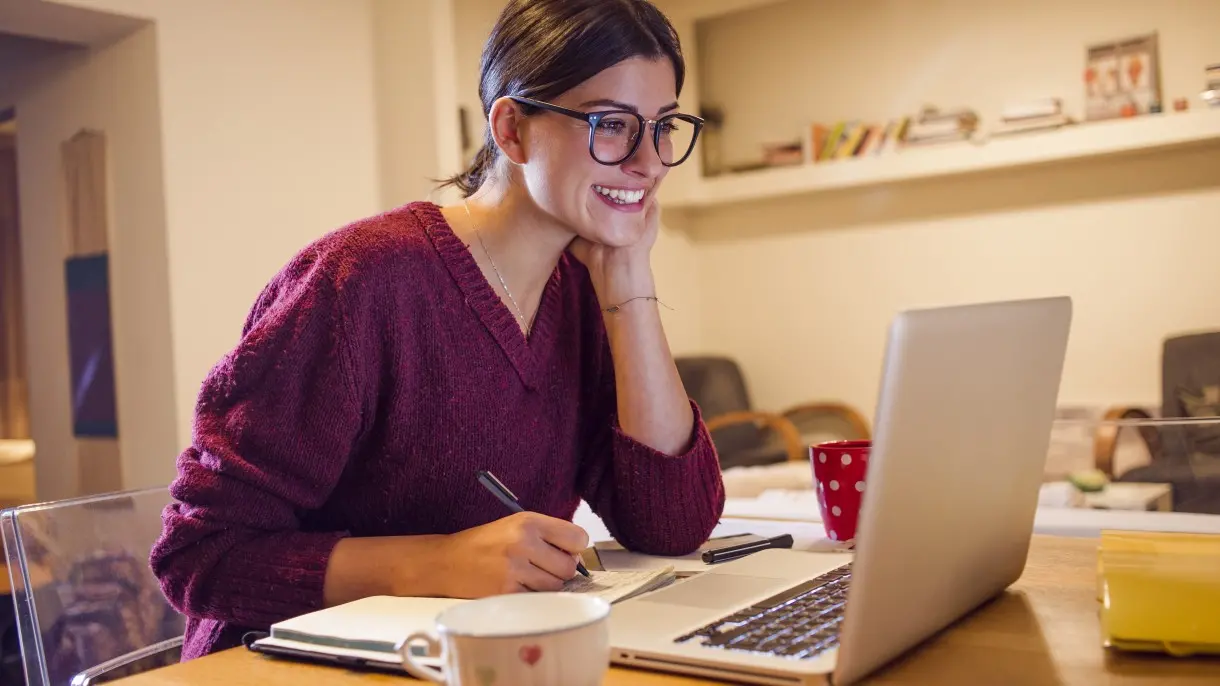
[{"left": 441, "top": 137, "right": 497, "bottom": 197}]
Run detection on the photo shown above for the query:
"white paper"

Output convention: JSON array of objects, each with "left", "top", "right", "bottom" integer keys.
[
  {"left": 269, "top": 596, "right": 466, "bottom": 652},
  {"left": 722, "top": 489, "right": 822, "bottom": 521},
  {"left": 560, "top": 567, "right": 676, "bottom": 603}
]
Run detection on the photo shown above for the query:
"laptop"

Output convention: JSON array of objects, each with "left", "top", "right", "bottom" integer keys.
[{"left": 608, "top": 296, "right": 1073, "bottom": 685}]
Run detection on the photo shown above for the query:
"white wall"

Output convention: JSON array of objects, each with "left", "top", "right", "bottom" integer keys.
[
  {"left": 50, "top": 0, "right": 385, "bottom": 460},
  {"left": 375, "top": 0, "right": 462, "bottom": 208},
  {"left": 684, "top": 0, "right": 1220, "bottom": 417},
  {"left": 12, "top": 25, "right": 177, "bottom": 499}
]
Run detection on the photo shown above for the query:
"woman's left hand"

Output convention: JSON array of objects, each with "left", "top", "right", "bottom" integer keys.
[{"left": 568, "top": 199, "right": 661, "bottom": 307}]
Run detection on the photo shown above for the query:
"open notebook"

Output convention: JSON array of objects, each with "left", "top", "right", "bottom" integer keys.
[{"left": 246, "top": 567, "right": 676, "bottom": 671}]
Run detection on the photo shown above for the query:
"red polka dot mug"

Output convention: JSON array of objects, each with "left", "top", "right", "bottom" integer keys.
[{"left": 810, "top": 440, "right": 870, "bottom": 543}]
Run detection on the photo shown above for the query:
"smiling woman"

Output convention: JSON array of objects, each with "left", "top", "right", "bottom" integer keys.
[{"left": 148, "top": 0, "right": 725, "bottom": 664}]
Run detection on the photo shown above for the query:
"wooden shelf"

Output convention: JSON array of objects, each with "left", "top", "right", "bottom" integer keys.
[{"left": 666, "top": 110, "right": 1220, "bottom": 210}]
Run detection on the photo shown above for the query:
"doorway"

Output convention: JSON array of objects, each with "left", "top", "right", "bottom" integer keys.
[{"left": 0, "top": 109, "right": 36, "bottom": 508}]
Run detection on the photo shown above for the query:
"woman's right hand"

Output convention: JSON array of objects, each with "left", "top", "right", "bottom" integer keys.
[{"left": 434, "top": 512, "right": 591, "bottom": 597}]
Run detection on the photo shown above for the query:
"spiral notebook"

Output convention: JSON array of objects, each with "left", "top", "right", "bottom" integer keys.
[{"left": 245, "top": 567, "right": 677, "bottom": 671}]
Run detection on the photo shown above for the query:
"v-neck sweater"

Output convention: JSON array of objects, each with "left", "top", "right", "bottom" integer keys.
[{"left": 149, "top": 201, "right": 726, "bottom": 661}]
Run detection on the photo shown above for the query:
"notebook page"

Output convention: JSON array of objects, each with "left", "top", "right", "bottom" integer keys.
[
  {"left": 269, "top": 596, "right": 467, "bottom": 652},
  {"left": 560, "top": 567, "right": 676, "bottom": 603}
]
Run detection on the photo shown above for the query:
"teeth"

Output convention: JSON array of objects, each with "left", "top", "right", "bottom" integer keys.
[{"left": 594, "top": 185, "right": 644, "bottom": 204}]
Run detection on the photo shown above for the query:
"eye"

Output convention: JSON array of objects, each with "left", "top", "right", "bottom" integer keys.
[
  {"left": 658, "top": 121, "right": 681, "bottom": 136},
  {"left": 594, "top": 114, "right": 634, "bottom": 137}
]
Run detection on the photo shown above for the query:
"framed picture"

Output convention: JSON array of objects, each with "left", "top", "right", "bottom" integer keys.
[
  {"left": 1085, "top": 33, "right": 1161, "bottom": 121},
  {"left": 64, "top": 253, "right": 119, "bottom": 438}
]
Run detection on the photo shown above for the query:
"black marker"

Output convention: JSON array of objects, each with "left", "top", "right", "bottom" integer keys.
[{"left": 701, "top": 534, "right": 795, "bottom": 565}]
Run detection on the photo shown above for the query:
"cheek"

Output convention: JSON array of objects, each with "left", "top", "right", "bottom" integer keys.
[{"left": 524, "top": 143, "right": 598, "bottom": 214}]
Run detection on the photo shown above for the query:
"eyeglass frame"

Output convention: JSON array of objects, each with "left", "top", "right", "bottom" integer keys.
[{"left": 507, "top": 95, "right": 704, "bottom": 167}]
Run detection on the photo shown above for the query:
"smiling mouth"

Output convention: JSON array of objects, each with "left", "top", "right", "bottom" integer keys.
[{"left": 593, "top": 184, "right": 645, "bottom": 205}]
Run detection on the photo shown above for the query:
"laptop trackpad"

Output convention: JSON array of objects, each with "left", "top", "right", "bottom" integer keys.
[{"left": 640, "top": 573, "right": 784, "bottom": 610}]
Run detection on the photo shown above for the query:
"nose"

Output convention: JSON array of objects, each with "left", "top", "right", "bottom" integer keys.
[{"left": 620, "top": 128, "right": 665, "bottom": 180}]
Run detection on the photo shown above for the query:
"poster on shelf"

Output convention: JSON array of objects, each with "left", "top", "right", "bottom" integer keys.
[{"left": 1084, "top": 33, "right": 1161, "bottom": 121}]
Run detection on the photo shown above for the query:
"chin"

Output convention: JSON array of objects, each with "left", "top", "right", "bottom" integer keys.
[
  {"left": 579, "top": 215, "right": 645, "bottom": 248},
  {"left": 580, "top": 193, "right": 649, "bottom": 246}
]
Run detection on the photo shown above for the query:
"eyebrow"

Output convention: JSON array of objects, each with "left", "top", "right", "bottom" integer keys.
[{"left": 578, "top": 98, "right": 681, "bottom": 116}]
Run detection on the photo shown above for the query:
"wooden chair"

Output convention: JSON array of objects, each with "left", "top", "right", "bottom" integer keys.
[{"left": 676, "top": 356, "right": 870, "bottom": 470}]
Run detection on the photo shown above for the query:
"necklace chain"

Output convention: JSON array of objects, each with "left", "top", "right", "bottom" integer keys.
[{"left": 464, "top": 200, "right": 532, "bottom": 334}]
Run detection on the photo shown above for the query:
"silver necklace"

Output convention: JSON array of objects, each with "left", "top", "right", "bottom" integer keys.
[{"left": 463, "top": 200, "right": 531, "bottom": 333}]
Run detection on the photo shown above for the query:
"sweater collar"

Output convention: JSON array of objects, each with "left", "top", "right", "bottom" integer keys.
[{"left": 414, "top": 201, "right": 561, "bottom": 391}]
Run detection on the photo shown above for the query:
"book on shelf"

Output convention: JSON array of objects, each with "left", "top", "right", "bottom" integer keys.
[
  {"left": 1205, "top": 65, "right": 1220, "bottom": 108},
  {"left": 904, "top": 105, "right": 978, "bottom": 145},
  {"left": 988, "top": 97, "right": 1072, "bottom": 135},
  {"left": 1000, "top": 97, "right": 1063, "bottom": 122},
  {"left": 809, "top": 117, "right": 909, "bottom": 163},
  {"left": 762, "top": 141, "right": 804, "bottom": 166},
  {"left": 836, "top": 123, "right": 870, "bottom": 159},
  {"left": 990, "top": 112, "right": 1075, "bottom": 137}
]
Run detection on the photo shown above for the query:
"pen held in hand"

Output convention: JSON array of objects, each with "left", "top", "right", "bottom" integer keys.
[{"left": 476, "top": 470, "right": 591, "bottom": 578}]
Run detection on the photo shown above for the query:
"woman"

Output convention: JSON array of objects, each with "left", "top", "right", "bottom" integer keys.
[{"left": 150, "top": 0, "right": 725, "bottom": 660}]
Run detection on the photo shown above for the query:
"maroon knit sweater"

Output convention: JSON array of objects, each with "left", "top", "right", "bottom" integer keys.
[{"left": 149, "top": 202, "right": 725, "bottom": 660}]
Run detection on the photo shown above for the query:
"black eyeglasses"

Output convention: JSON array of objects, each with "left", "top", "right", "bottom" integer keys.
[{"left": 509, "top": 96, "right": 704, "bottom": 167}]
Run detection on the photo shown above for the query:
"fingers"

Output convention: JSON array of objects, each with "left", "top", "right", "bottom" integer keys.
[
  {"left": 526, "top": 538, "right": 579, "bottom": 581},
  {"left": 514, "top": 557, "right": 567, "bottom": 593},
  {"left": 532, "top": 515, "right": 590, "bottom": 554}
]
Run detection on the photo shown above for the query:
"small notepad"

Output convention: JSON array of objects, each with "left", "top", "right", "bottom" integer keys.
[{"left": 559, "top": 566, "right": 677, "bottom": 603}]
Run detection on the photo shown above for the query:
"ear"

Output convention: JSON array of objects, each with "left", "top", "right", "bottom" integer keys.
[{"left": 487, "top": 97, "right": 528, "bottom": 165}]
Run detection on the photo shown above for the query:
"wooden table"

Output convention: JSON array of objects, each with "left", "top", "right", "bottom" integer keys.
[
  {"left": 1, "top": 561, "right": 10, "bottom": 596},
  {"left": 114, "top": 536, "right": 1219, "bottom": 685},
  {"left": 1, "top": 560, "right": 53, "bottom": 596}
]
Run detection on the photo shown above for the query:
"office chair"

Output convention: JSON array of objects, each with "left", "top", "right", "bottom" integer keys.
[
  {"left": 676, "top": 356, "right": 870, "bottom": 470},
  {"left": 1, "top": 487, "right": 183, "bottom": 686},
  {"left": 1095, "top": 332, "right": 1220, "bottom": 513}
]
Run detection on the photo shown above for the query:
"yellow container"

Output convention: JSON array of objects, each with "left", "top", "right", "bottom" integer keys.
[{"left": 1098, "top": 530, "right": 1220, "bottom": 656}]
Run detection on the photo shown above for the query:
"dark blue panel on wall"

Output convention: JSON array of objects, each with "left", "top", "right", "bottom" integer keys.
[{"left": 64, "top": 253, "right": 119, "bottom": 438}]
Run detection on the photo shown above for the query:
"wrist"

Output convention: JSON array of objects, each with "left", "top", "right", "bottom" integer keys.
[
  {"left": 403, "top": 534, "right": 457, "bottom": 598},
  {"left": 593, "top": 262, "right": 656, "bottom": 309},
  {"left": 325, "top": 535, "right": 451, "bottom": 605}
]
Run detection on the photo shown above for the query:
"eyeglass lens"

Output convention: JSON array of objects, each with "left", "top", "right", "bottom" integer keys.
[{"left": 591, "top": 114, "right": 696, "bottom": 166}]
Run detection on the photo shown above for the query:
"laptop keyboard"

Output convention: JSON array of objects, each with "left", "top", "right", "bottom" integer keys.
[{"left": 674, "top": 564, "right": 852, "bottom": 660}]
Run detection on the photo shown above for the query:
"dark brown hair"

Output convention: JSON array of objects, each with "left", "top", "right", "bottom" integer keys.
[{"left": 441, "top": 0, "right": 686, "bottom": 196}]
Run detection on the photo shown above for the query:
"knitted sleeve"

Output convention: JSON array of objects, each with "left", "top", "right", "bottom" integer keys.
[
  {"left": 576, "top": 294, "right": 725, "bottom": 556},
  {"left": 149, "top": 248, "right": 369, "bottom": 629}
]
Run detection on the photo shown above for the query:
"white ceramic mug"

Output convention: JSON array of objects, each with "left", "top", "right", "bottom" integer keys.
[{"left": 397, "top": 592, "right": 611, "bottom": 686}]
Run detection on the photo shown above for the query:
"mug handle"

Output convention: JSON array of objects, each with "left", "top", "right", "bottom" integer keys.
[{"left": 397, "top": 631, "right": 446, "bottom": 684}]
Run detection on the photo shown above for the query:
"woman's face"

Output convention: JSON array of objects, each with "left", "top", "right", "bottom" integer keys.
[{"left": 517, "top": 57, "right": 680, "bottom": 248}]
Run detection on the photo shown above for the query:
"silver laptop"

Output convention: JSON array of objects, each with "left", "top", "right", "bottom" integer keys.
[{"left": 609, "top": 296, "right": 1073, "bottom": 685}]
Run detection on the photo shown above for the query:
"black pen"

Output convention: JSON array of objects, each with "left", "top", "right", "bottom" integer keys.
[
  {"left": 476, "top": 470, "right": 591, "bottom": 578},
  {"left": 701, "top": 534, "right": 795, "bottom": 565}
]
